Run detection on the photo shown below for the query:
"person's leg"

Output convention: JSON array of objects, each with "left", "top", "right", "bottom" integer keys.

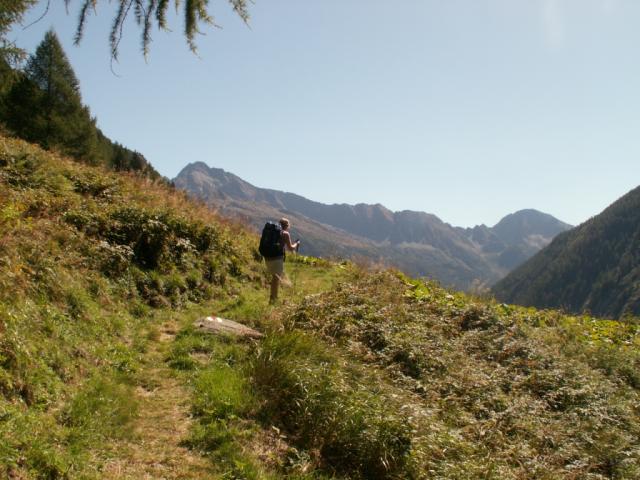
[{"left": 270, "top": 274, "right": 279, "bottom": 303}]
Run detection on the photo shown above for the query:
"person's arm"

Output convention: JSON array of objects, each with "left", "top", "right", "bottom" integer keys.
[{"left": 282, "top": 231, "right": 300, "bottom": 252}]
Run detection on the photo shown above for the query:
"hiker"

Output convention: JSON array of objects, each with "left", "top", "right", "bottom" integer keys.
[{"left": 261, "top": 218, "right": 300, "bottom": 304}]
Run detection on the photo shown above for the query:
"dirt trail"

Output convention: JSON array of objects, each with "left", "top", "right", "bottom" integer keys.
[{"left": 100, "top": 322, "right": 216, "bottom": 479}]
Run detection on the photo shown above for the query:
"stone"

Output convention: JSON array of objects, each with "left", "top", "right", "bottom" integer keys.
[{"left": 194, "top": 316, "right": 264, "bottom": 339}]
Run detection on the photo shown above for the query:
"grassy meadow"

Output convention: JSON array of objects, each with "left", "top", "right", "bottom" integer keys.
[{"left": 1, "top": 135, "right": 639, "bottom": 479}]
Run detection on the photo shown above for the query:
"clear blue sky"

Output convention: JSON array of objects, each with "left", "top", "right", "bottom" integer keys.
[{"left": 10, "top": 0, "right": 640, "bottom": 228}]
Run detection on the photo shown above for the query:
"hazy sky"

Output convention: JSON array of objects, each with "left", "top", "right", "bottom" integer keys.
[{"left": 10, "top": 0, "right": 640, "bottom": 228}]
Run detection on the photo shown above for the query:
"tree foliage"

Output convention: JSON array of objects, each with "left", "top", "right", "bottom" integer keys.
[
  {"left": 65, "top": 0, "right": 250, "bottom": 59},
  {"left": 0, "top": 29, "right": 161, "bottom": 178},
  {"left": 95, "top": 129, "right": 160, "bottom": 179},
  {"left": 0, "top": 0, "right": 36, "bottom": 66},
  {"left": 1, "top": 1, "right": 250, "bottom": 64},
  {"left": 3, "top": 30, "right": 98, "bottom": 161}
]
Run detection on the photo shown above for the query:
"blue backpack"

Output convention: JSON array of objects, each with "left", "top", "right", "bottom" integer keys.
[{"left": 259, "top": 221, "right": 284, "bottom": 259}]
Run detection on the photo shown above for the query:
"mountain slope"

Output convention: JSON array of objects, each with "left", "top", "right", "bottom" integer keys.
[
  {"left": 458, "top": 209, "right": 573, "bottom": 271},
  {"left": 2, "top": 136, "right": 639, "bottom": 479},
  {"left": 0, "top": 135, "right": 262, "bottom": 478},
  {"left": 174, "top": 162, "right": 571, "bottom": 290},
  {"left": 493, "top": 185, "right": 640, "bottom": 318}
]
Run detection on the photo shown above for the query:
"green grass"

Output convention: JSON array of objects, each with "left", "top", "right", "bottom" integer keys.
[
  {"left": 250, "top": 332, "right": 416, "bottom": 479},
  {"left": 160, "top": 255, "right": 356, "bottom": 479},
  {"left": 62, "top": 375, "right": 139, "bottom": 444},
  {"left": 0, "top": 136, "right": 260, "bottom": 478},
  {"left": 2, "top": 135, "right": 640, "bottom": 479},
  {"left": 277, "top": 271, "right": 640, "bottom": 478}
]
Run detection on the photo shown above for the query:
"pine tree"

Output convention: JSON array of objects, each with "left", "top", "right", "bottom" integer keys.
[
  {"left": 0, "top": 0, "right": 36, "bottom": 67},
  {"left": 1, "top": 72, "right": 42, "bottom": 137},
  {"left": 0, "top": 0, "right": 35, "bottom": 115},
  {"left": 5, "top": 30, "right": 98, "bottom": 162},
  {"left": 0, "top": 55, "right": 14, "bottom": 122}
]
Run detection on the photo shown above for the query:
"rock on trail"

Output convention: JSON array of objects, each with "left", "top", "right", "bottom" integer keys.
[{"left": 194, "top": 316, "right": 264, "bottom": 339}]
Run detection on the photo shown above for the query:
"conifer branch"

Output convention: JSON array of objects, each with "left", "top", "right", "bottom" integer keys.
[
  {"left": 110, "top": 0, "right": 133, "bottom": 62},
  {"left": 184, "top": 0, "right": 198, "bottom": 52},
  {"left": 22, "top": 0, "right": 50, "bottom": 31},
  {"left": 229, "top": 0, "right": 250, "bottom": 24},
  {"left": 156, "top": 0, "right": 170, "bottom": 29},
  {"left": 133, "top": 0, "right": 144, "bottom": 26},
  {"left": 72, "top": 0, "right": 97, "bottom": 46},
  {"left": 61, "top": 0, "right": 252, "bottom": 60},
  {"left": 141, "top": 0, "right": 158, "bottom": 58}
]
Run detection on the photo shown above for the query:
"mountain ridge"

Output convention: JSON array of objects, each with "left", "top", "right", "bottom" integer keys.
[
  {"left": 493, "top": 185, "right": 640, "bottom": 318},
  {"left": 174, "top": 162, "right": 572, "bottom": 290}
]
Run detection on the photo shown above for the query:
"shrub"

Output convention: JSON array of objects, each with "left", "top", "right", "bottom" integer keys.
[{"left": 95, "top": 240, "right": 134, "bottom": 277}]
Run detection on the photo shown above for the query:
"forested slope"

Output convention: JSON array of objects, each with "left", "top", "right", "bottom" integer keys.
[
  {"left": 0, "top": 30, "right": 160, "bottom": 179},
  {"left": 493, "top": 185, "right": 640, "bottom": 318}
]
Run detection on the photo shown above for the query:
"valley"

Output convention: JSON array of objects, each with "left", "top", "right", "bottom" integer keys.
[{"left": 174, "top": 162, "right": 572, "bottom": 291}]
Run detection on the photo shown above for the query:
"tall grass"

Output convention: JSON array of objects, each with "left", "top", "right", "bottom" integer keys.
[{"left": 251, "top": 332, "right": 416, "bottom": 479}]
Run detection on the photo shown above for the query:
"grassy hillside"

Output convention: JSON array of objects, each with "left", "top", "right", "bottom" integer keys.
[
  {"left": 0, "top": 134, "right": 261, "bottom": 477},
  {"left": 1, "top": 135, "right": 639, "bottom": 479}
]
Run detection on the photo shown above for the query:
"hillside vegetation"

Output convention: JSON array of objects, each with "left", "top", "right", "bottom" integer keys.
[
  {"left": 1, "top": 136, "right": 639, "bottom": 479},
  {"left": 493, "top": 185, "right": 640, "bottom": 319},
  {"left": 0, "top": 135, "right": 260, "bottom": 477}
]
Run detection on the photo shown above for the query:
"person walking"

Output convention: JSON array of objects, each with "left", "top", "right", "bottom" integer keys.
[{"left": 264, "top": 218, "right": 300, "bottom": 304}]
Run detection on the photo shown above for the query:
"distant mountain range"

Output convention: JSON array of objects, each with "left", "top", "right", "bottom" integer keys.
[
  {"left": 173, "top": 162, "right": 572, "bottom": 291},
  {"left": 493, "top": 185, "right": 640, "bottom": 319}
]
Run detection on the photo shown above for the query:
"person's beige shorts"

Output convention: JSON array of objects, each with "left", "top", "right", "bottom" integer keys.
[{"left": 265, "top": 257, "right": 284, "bottom": 277}]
